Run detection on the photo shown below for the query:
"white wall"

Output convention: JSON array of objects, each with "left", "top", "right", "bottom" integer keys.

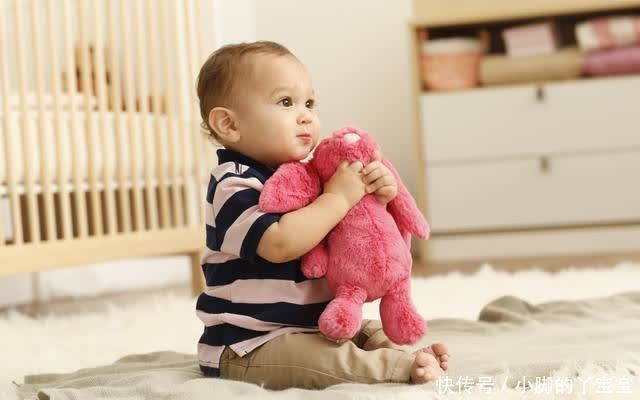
[
  {"left": 255, "top": 0, "right": 417, "bottom": 194},
  {"left": 212, "top": 0, "right": 256, "bottom": 45}
]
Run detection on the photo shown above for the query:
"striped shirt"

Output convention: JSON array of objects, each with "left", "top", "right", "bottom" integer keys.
[{"left": 196, "top": 148, "right": 332, "bottom": 377}]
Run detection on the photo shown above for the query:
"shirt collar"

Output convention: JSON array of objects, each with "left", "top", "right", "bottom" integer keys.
[{"left": 216, "top": 148, "right": 275, "bottom": 175}]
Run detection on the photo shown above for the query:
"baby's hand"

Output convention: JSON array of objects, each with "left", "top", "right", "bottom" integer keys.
[
  {"left": 323, "top": 160, "right": 367, "bottom": 209},
  {"left": 362, "top": 151, "right": 398, "bottom": 206}
]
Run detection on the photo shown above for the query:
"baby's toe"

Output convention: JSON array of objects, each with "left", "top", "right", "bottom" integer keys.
[
  {"left": 426, "top": 366, "right": 440, "bottom": 379},
  {"left": 414, "top": 351, "right": 432, "bottom": 368},
  {"left": 431, "top": 343, "right": 449, "bottom": 358},
  {"left": 411, "top": 350, "right": 440, "bottom": 383},
  {"left": 421, "top": 364, "right": 443, "bottom": 383}
]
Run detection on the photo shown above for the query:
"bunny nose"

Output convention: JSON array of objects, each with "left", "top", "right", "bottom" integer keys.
[{"left": 343, "top": 133, "right": 360, "bottom": 143}]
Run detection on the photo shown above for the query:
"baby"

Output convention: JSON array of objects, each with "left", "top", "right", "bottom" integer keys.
[{"left": 195, "top": 40, "right": 449, "bottom": 390}]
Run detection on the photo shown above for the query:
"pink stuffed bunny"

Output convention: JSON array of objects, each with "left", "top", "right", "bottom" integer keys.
[{"left": 259, "top": 126, "right": 430, "bottom": 345}]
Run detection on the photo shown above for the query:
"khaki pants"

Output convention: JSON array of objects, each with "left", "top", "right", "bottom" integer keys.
[{"left": 219, "top": 319, "right": 417, "bottom": 390}]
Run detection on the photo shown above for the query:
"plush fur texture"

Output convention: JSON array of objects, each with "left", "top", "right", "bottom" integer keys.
[{"left": 259, "top": 126, "right": 430, "bottom": 344}]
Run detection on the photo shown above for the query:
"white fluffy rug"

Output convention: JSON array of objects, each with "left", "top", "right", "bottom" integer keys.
[{"left": 3, "top": 262, "right": 640, "bottom": 399}]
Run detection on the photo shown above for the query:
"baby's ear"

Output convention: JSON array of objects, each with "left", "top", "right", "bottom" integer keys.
[{"left": 259, "top": 162, "right": 321, "bottom": 213}]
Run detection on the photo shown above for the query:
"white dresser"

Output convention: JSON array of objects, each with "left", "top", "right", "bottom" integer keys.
[
  {"left": 409, "top": 1, "right": 640, "bottom": 266},
  {"left": 418, "top": 76, "right": 640, "bottom": 264}
]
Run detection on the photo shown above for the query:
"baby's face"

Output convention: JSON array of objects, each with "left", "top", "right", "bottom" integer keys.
[{"left": 233, "top": 53, "right": 320, "bottom": 167}]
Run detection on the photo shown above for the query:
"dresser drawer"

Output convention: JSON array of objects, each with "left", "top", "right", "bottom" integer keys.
[
  {"left": 421, "top": 76, "right": 640, "bottom": 162},
  {"left": 425, "top": 151, "right": 640, "bottom": 232}
]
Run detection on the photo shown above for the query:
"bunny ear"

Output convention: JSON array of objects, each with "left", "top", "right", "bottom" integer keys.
[
  {"left": 382, "top": 157, "right": 430, "bottom": 240},
  {"left": 259, "top": 162, "right": 321, "bottom": 213}
]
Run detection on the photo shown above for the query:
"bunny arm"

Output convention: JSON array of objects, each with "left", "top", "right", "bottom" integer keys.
[
  {"left": 301, "top": 240, "right": 329, "bottom": 279},
  {"left": 259, "top": 162, "right": 322, "bottom": 213},
  {"left": 382, "top": 157, "right": 430, "bottom": 240}
]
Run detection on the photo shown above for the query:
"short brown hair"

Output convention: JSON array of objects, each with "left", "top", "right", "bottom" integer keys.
[{"left": 196, "top": 41, "right": 294, "bottom": 141}]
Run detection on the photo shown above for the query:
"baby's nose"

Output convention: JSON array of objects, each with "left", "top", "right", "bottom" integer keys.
[{"left": 298, "top": 112, "right": 312, "bottom": 124}]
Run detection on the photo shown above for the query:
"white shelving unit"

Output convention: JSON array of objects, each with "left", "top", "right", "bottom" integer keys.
[{"left": 409, "top": 0, "right": 640, "bottom": 270}]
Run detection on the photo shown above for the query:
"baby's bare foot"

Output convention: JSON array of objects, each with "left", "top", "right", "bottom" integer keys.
[
  {"left": 410, "top": 343, "right": 450, "bottom": 384},
  {"left": 429, "top": 342, "right": 450, "bottom": 371}
]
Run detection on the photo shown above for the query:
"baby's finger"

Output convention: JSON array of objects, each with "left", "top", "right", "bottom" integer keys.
[
  {"left": 366, "top": 176, "right": 393, "bottom": 193},
  {"left": 349, "top": 161, "right": 364, "bottom": 172},
  {"left": 371, "top": 175, "right": 395, "bottom": 193},
  {"left": 363, "top": 167, "right": 384, "bottom": 184},
  {"left": 337, "top": 160, "right": 349, "bottom": 170},
  {"left": 362, "top": 160, "right": 382, "bottom": 175},
  {"left": 374, "top": 186, "right": 396, "bottom": 197},
  {"left": 372, "top": 150, "right": 381, "bottom": 162}
]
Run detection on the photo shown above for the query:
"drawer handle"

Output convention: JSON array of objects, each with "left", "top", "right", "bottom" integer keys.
[
  {"left": 539, "top": 156, "right": 550, "bottom": 173},
  {"left": 535, "top": 85, "right": 545, "bottom": 102}
]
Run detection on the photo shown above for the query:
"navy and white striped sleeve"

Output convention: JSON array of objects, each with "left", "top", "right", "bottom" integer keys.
[{"left": 206, "top": 174, "right": 281, "bottom": 263}]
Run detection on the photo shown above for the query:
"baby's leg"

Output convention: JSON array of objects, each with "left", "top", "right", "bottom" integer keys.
[
  {"left": 357, "top": 319, "right": 413, "bottom": 351},
  {"left": 219, "top": 330, "right": 418, "bottom": 390},
  {"left": 356, "top": 319, "right": 450, "bottom": 383}
]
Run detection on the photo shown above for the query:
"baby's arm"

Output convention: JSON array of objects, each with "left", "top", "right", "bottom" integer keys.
[{"left": 257, "top": 161, "right": 366, "bottom": 263}]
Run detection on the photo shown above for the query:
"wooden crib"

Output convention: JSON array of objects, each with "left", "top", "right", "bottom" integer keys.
[{"left": 0, "top": 0, "right": 212, "bottom": 295}]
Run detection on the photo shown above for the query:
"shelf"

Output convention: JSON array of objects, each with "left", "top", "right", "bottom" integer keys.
[
  {"left": 411, "top": 0, "right": 640, "bottom": 27},
  {"left": 410, "top": 0, "right": 640, "bottom": 264},
  {"left": 419, "top": 72, "right": 640, "bottom": 96}
]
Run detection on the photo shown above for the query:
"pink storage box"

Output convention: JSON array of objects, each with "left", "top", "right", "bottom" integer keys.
[
  {"left": 583, "top": 45, "right": 640, "bottom": 76},
  {"left": 502, "top": 22, "right": 559, "bottom": 58},
  {"left": 420, "top": 38, "right": 485, "bottom": 91}
]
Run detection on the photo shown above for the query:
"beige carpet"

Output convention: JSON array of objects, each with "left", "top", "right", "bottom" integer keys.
[{"left": 3, "top": 262, "right": 640, "bottom": 399}]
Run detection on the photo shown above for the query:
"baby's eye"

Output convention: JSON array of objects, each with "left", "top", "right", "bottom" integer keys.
[
  {"left": 278, "top": 97, "right": 292, "bottom": 107},
  {"left": 305, "top": 99, "right": 315, "bottom": 109}
]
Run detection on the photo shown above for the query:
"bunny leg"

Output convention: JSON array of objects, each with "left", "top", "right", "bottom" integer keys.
[
  {"left": 379, "top": 278, "right": 427, "bottom": 345},
  {"left": 319, "top": 285, "right": 367, "bottom": 342}
]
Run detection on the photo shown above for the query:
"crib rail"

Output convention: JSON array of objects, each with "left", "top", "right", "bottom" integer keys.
[{"left": 0, "top": 0, "right": 209, "bottom": 269}]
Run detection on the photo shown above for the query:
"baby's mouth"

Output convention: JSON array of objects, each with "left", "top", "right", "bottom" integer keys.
[{"left": 297, "top": 133, "right": 312, "bottom": 144}]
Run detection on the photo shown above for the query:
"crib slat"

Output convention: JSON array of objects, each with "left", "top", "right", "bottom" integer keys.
[
  {"left": 92, "top": 1, "right": 117, "bottom": 236},
  {"left": 195, "top": 0, "right": 210, "bottom": 224},
  {"left": 46, "top": 0, "right": 73, "bottom": 241},
  {"left": 173, "top": 0, "right": 196, "bottom": 227},
  {"left": 0, "top": 2, "right": 22, "bottom": 245},
  {"left": 119, "top": 2, "right": 145, "bottom": 232},
  {"left": 62, "top": 0, "right": 89, "bottom": 238},
  {"left": 107, "top": 0, "right": 132, "bottom": 234},
  {"left": 185, "top": 0, "right": 206, "bottom": 225},
  {"left": 28, "top": 1, "right": 59, "bottom": 241},
  {"left": 195, "top": 0, "right": 211, "bottom": 221},
  {"left": 7, "top": 1, "right": 34, "bottom": 244},
  {"left": 146, "top": 0, "right": 171, "bottom": 229},
  {"left": 13, "top": 1, "right": 39, "bottom": 244},
  {"left": 63, "top": 0, "right": 88, "bottom": 239},
  {"left": 160, "top": 0, "right": 185, "bottom": 228},
  {"left": 78, "top": 0, "right": 103, "bottom": 236},
  {"left": 120, "top": 0, "right": 146, "bottom": 232},
  {"left": 133, "top": 0, "right": 160, "bottom": 231},
  {"left": 30, "top": 0, "right": 57, "bottom": 241}
]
